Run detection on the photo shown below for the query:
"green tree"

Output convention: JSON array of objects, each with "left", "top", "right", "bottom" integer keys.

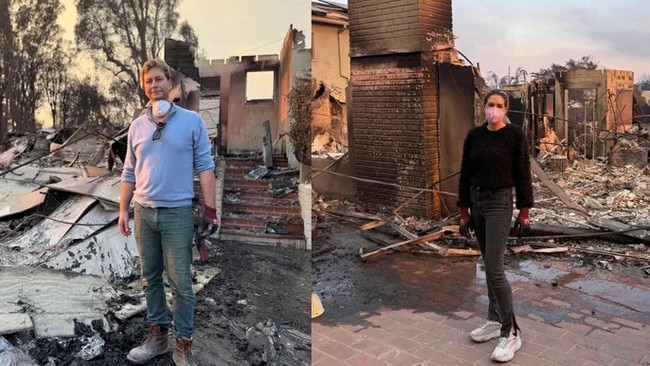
[
  {"left": 5, "top": 0, "right": 63, "bottom": 134},
  {"left": 40, "top": 41, "right": 72, "bottom": 129},
  {"left": 75, "top": 0, "right": 197, "bottom": 110},
  {"left": 178, "top": 20, "right": 198, "bottom": 47},
  {"left": 60, "top": 78, "right": 115, "bottom": 130},
  {"left": 0, "top": 0, "right": 13, "bottom": 144},
  {"left": 486, "top": 66, "right": 528, "bottom": 88},
  {"left": 638, "top": 74, "right": 650, "bottom": 91},
  {"left": 532, "top": 55, "right": 599, "bottom": 79},
  {"left": 485, "top": 71, "right": 499, "bottom": 89}
]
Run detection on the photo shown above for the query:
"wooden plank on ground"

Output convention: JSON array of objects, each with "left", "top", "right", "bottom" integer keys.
[
  {"left": 321, "top": 207, "right": 382, "bottom": 221},
  {"left": 444, "top": 248, "right": 482, "bottom": 257},
  {"left": 532, "top": 247, "right": 569, "bottom": 254},
  {"left": 512, "top": 244, "right": 534, "bottom": 254},
  {"left": 359, "top": 219, "right": 386, "bottom": 231},
  {"left": 420, "top": 242, "right": 446, "bottom": 254},
  {"left": 360, "top": 230, "right": 444, "bottom": 260},
  {"left": 114, "top": 266, "right": 220, "bottom": 320}
]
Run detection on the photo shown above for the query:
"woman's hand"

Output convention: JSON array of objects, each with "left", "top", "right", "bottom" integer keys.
[
  {"left": 514, "top": 207, "right": 530, "bottom": 237},
  {"left": 459, "top": 207, "right": 473, "bottom": 238}
]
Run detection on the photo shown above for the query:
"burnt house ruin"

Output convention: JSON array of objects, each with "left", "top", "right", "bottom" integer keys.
[{"left": 348, "top": 0, "right": 473, "bottom": 219}]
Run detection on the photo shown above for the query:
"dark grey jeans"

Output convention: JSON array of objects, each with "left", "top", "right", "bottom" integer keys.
[{"left": 470, "top": 186, "right": 520, "bottom": 337}]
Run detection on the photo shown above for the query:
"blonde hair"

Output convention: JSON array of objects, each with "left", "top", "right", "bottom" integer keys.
[{"left": 140, "top": 58, "right": 171, "bottom": 88}]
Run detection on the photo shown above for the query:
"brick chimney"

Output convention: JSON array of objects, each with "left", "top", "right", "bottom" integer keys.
[{"left": 348, "top": 0, "right": 471, "bottom": 218}]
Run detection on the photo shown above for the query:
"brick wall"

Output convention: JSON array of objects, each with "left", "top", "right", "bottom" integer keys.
[
  {"left": 351, "top": 53, "right": 440, "bottom": 217},
  {"left": 348, "top": 0, "right": 458, "bottom": 218},
  {"left": 349, "top": 0, "right": 453, "bottom": 57},
  {"left": 349, "top": 0, "right": 420, "bottom": 57}
]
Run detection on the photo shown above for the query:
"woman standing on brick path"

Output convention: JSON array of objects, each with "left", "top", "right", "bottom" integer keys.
[{"left": 456, "top": 89, "right": 534, "bottom": 363}]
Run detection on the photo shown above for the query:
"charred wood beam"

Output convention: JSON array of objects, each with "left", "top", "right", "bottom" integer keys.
[
  {"left": 527, "top": 241, "right": 649, "bottom": 261},
  {"left": 528, "top": 224, "right": 650, "bottom": 244},
  {"left": 359, "top": 230, "right": 393, "bottom": 247},
  {"left": 586, "top": 217, "right": 648, "bottom": 242}
]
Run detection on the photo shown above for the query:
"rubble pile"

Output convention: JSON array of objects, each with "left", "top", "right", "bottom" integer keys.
[
  {"left": 532, "top": 159, "right": 650, "bottom": 227},
  {"left": 314, "top": 154, "right": 650, "bottom": 268},
  {"left": 0, "top": 129, "right": 219, "bottom": 364}
]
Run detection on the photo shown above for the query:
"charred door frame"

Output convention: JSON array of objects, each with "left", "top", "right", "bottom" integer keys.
[{"left": 435, "top": 63, "right": 475, "bottom": 217}]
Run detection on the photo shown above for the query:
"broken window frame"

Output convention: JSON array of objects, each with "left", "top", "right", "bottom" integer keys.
[{"left": 245, "top": 70, "right": 276, "bottom": 104}]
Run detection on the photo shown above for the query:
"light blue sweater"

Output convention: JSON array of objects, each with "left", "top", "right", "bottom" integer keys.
[{"left": 121, "top": 105, "right": 215, "bottom": 208}]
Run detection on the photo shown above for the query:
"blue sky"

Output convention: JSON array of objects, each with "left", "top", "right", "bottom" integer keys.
[{"left": 335, "top": 0, "right": 650, "bottom": 82}]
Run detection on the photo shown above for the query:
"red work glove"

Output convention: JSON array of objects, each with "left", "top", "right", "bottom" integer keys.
[
  {"left": 514, "top": 207, "right": 530, "bottom": 237},
  {"left": 459, "top": 207, "right": 473, "bottom": 238},
  {"left": 201, "top": 204, "right": 219, "bottom": 238}
]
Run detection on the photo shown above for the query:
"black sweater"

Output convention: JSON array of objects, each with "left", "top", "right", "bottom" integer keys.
[{"left": 457, "top": 123, "right": 534, "bottom": 209}]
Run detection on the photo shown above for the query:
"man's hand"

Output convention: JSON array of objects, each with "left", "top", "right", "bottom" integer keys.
[
  {"left": 201, "top": 204, "right": 219, "bottom": 238},
  {"left": 459, "top": 206, "right": 473, "bottom": 239},
  {"left": 118, "top": 210, "right": 131, "bottom": 236},
  {"left": 514, "top": 207, "right": 530, "bottom": 237}
]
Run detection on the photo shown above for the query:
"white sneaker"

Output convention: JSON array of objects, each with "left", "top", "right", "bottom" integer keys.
[
  {"left": 490, "top": 332, "right": 522, "bottom": 362},
  {"left": 469, "top": 320, "right": 501, "bottom": 342}
]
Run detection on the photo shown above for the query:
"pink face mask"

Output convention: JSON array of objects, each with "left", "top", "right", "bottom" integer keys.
[{"left": 485, "top": 107, "right": 505, "bottom": 123}]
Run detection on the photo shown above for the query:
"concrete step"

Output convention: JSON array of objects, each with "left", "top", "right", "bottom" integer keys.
[
  {"left": 224, "top": 178, "right": 270, "bottom": 189},
  {"left": 222, "top": 202, "right": 301, "bottom": 218},
  {"left": 224, "top": 156, "right": 289, "bottom": 168},
  {"left": 220, "top": 215, "right": 303, "bottom": 231},
  {"left": 224, "top": 167, "right": 299, "bottom": 179},
  {"left": 223, "top": 189, "right": 299, "bottom": 203},
  {"left": 219, "top": 228, "right": 306, "bottom": 248},
  {"left": 223, "top": 179, "right": 300, "bottom": 195}
]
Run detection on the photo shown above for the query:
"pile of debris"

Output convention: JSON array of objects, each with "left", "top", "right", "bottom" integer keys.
[
  {"left": 0, "top": 128, "right": 221, "bottom": 364},
  {"left": 313, "top": 154, "right": 650, "bottom": 272}
]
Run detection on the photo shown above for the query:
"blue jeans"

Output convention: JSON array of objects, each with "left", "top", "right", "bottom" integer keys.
[
  {"left": 470, "top": 186, "right": 520, "bottom": 337},
  {"left": 134, "top": 203, "right": 195, "bottom": 339}
]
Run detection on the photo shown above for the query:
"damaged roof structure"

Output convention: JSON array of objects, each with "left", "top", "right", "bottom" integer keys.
[
  {"left": 311, "top": 1, "right": 350, "bottom": 157},
  {"left": 0, "top": 131, "right": 220, "bottom": 342}
]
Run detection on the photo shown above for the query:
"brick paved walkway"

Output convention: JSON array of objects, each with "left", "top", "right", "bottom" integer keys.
[{"left": 313, "top": 266, "right": 650, "bottom": 366}]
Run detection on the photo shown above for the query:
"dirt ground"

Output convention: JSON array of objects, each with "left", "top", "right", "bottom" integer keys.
[{"left": 12, "top": 240, "right": 310, "bottom": 366}]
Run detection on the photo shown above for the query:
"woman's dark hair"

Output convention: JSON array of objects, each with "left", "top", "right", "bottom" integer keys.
[{"left": 483, "top": 89, "right": 509, "bottom": 108}]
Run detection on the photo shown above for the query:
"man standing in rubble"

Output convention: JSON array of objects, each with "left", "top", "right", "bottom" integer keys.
[{"left": 118, "top": 58, "right": 218, "bottom": 366}]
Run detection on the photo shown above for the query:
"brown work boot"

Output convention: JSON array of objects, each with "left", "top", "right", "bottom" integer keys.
[
  {"left": 126, "top": 324, "right": 170, "bottom": 364},
  {"left": 172, "top": 337, "right": 196, "bottom": 366}
]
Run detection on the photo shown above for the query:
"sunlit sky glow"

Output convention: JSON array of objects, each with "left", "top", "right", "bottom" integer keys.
[
  {"left": 59, "top": 0, "right": 310, "bottom": 61},
  {"left": 335, "top": 0, "right": 650, "bottom": 82}
]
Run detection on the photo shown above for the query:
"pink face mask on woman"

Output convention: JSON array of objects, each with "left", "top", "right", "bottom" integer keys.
[{"left": 485, "top": 107, "right": 505, "bottom": 123}]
